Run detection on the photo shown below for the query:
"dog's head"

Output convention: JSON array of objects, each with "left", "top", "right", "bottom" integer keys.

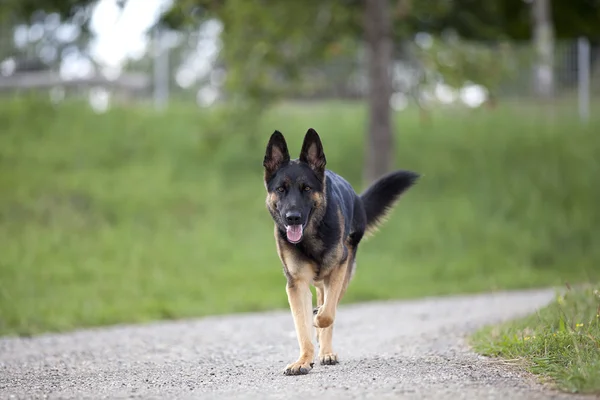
[{"left": 263, "top": 128, "right": 327, "bottom": 244}]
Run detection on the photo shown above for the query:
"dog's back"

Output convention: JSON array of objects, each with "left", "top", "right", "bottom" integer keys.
[{"left": 324, "top": 168, "right": 419, "bottom": 247}]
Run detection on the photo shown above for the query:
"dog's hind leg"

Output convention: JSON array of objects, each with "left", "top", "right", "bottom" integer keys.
[
  {"left": 314, "top": 257, "right": 349, "bottom": 327},
  {"left": 314, "top": 249, "right": 358, "bottom": 365},
  {"left": 314, "top": 282, "right": 338, "bottom": 365},
  {"left": 314, "top": 281, "right": 325, "bottom": 327}
]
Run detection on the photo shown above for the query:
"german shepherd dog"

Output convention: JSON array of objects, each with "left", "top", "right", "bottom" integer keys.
[{"left": 263, "top": 128, "right": 419, "bottom": 376}]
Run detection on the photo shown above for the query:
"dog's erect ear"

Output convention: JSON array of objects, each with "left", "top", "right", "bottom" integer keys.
[
  {"left": 299, "top": 128, "right": 326, "bottom": 176},
  {"left": 263, "top": 130, "right": 290, "bottom": 181}
]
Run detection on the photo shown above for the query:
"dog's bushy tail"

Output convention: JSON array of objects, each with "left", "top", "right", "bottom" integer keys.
[{"left": 360, "top": 170, "right": 419, "bottom": 237}]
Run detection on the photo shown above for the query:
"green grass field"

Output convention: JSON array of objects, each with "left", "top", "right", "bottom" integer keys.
[
  {"left": 471, "top": 284, "right": 600, "bottom": 394},
  {"left": 0, "top": 96, "right": 598, "bottom": 337}
]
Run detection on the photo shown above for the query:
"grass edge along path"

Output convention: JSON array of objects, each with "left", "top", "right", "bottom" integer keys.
[{"left": 470, "top": 284, "right": 600, "bottom": 395}]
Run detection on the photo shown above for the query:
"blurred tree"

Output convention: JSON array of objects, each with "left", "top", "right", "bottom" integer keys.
[
  {"left": 161, "top": 0, "right": 454, "bottom": 183},
  {"left": 363, "top": 0, "right": 394, "bottom": 183}
]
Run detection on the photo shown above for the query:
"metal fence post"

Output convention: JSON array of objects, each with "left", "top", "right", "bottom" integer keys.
[{"left": 577, "top": 36, "right": 590, "bottom": 124}]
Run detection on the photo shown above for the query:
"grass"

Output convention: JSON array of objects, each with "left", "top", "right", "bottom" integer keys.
[
  {"left": 471, "top": 284, "right": 600, "bottom": 394},
  {"left": 0, "top": 95, "right": 599, "bottom": 337}
]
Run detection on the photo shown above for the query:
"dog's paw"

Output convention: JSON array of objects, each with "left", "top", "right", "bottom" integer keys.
[
  {"left": 313, "top": 310, "right": 334, "bottom": 329},
  {"left": 319, "top": 353, "right": 339, "bottom": 365},
  {"left": 283, "top": 359, "right": 314, "bottom": 376}
]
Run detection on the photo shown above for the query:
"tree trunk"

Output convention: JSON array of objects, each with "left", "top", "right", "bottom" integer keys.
[
  {"left": 532, "top": 0, "right": 555, "bottom": 98},
  {"left": 363, "top": 0, "right": 394, "bottom": 185}
]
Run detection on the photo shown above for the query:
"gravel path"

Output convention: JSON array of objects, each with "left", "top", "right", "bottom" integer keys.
[{"left": 0, "top": 288, "right": 591, "bottom": 400}]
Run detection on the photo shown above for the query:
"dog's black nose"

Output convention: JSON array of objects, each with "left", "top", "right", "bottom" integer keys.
[{"left": 285, "top": 211, "right": 302, "bottom": 225}]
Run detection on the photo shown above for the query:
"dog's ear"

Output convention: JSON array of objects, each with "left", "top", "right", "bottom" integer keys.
[
  {"left": 263, "top": 130, "right": 290, "bottom": 181},
  {"left": 299, "top": 128, "right": 326, "bottom": 177}
]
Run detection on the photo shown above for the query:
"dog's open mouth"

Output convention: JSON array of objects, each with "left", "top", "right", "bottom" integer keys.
[{"left": 286, "top": 225, "right": 303, "bottom": 244}]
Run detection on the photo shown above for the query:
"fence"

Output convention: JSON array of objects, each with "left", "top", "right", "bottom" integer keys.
[{"left": 0, "top": 20, "right": 598, "bottom": 122}]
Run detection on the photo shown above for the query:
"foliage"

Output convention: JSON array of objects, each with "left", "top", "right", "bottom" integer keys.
[
  {"left": 4, "top": 0, "right": 600, "bottom": 40},
  {"left": 160, "top": 1, "right": 470, "bottom": 106},
  {"left": 1, "top": 96, "right": 599, "bottom": 336},
  {"left": 0, "top": 0, "right": 96, "bottom": 25},
  {"left": 424, "top": 0, "right": 600, "bottom": 40},
  {"left": 162, "top": 0, "right": 362, "bottom": 107},
  {"left": 471, "top": 285, "right": 600, "bottom": 394}
]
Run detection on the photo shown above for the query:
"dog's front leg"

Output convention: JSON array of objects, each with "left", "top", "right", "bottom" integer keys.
[{"left": 284, "top": 278, "right": 315, "bottom": 375}]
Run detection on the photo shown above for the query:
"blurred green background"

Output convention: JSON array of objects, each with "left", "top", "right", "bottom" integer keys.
[
  {"left": 1, "top": 98, "right": 598, "bottom": 336},
  {"left": 0, "top": 0, "right": 599, "bottom": 336}
]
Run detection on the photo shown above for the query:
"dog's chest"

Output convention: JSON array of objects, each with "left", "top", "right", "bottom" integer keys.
[
  {"left": 297, "top": 235, "right": 347, "bottom": 277},
  {"left": 296, "top": 236, "right": 326, "bottom": 264}
]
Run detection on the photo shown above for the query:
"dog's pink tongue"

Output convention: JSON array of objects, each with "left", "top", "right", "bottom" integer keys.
[{"left": 286, "top": 225, "right": 303, "bottom": 243}]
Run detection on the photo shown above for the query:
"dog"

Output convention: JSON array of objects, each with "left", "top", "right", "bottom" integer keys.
[{"left": 263, "top": 128, "right": 419, "bottom": 376}]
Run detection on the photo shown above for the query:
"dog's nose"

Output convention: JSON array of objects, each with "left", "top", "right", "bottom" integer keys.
[{"left": 285, "top": 211, "right": 302, "bottom": 225}]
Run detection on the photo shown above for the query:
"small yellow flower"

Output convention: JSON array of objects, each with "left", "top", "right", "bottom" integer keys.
[
  {"left": 553, "top": 333, "right": 557, "bottom": 336},
  {"left": 524, "top": 336, "right": 531, "bottom": 341},
  {"left": 576, "top": 323, "right": 584, "bottom": 328}
]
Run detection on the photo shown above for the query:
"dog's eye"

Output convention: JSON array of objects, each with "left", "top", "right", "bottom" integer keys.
[
  {"left": 277, "top": 187, "right": 285, "bottom": 193},
  {"left": 304, "top": 186, "right": 311, "bottom": 192}
]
